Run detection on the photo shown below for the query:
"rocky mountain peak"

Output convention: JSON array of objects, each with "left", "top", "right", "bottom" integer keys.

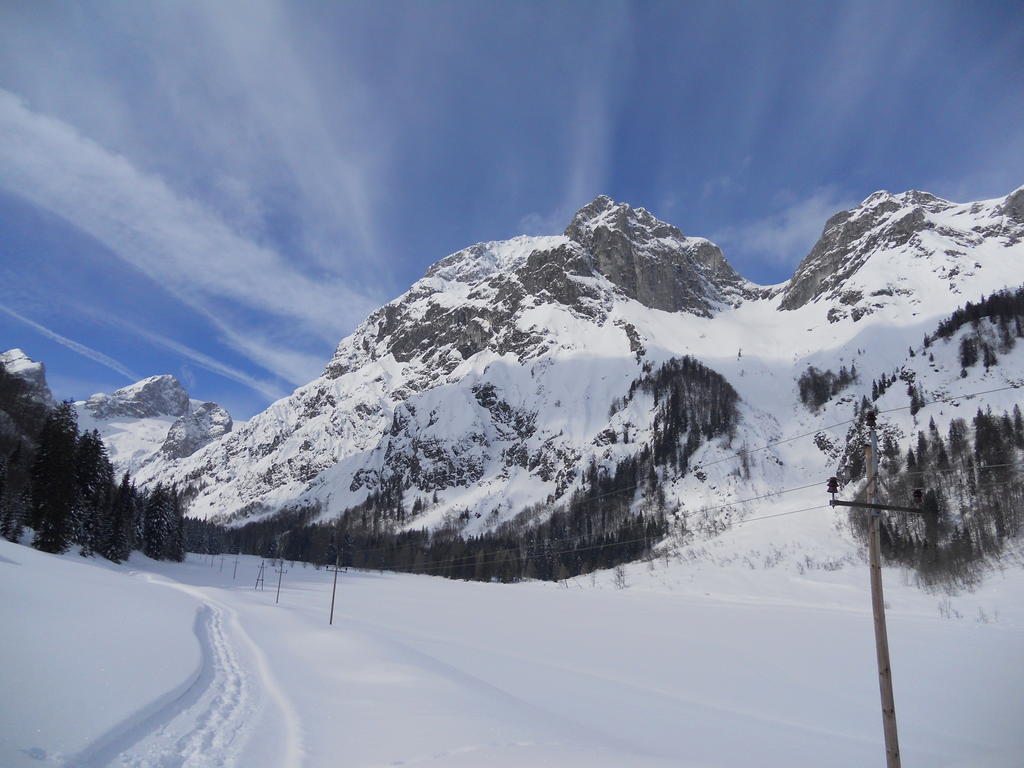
[
  {"left": 0, "top": 348, "right": 55, "bottom": 407},
  {"left": 565, "top": 195, "right": 750, "bottom": 315},
  {"left": 1000, "top": 185, "right": 1024, "bottom": 223},
  {"left": 160, "top": 401, "right": 233, "bottom": 459},
  {"left": 778, "top": 188, "right": 982, "bottom": 312},
  {"left": 323, "top": 197, "right": 758, "bottom": 383},
  {"left": 565, "top": 195, "right": 683, "bottom": 245},
  {"left": 85, "top": 374, "right": 191, "bottom": 420}
]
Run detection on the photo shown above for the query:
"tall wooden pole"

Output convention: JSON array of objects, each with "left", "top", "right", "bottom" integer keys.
[
  {"left": 275, "top": 561, "right": 287, "bottom": 605},
  {"left": 866, "top": 430, "right": 901, "bottom": 768},
  {"left": 329, "top": 561, "right": 340, "bottom": 625}
]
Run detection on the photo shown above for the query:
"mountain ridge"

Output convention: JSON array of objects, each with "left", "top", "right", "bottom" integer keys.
[{"left": 134, "top": 185, "right": 1024, "bottom": 537}]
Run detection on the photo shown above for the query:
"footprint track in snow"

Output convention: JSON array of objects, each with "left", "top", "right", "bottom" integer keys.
[
  {"left": 119, "top": 603, "right": 256, "bottom": 768},
  {"left": 66, "top": 601, "right": 258, "bottom": 768}
]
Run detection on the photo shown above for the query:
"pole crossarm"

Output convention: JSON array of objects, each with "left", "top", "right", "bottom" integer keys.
[{"left": 829, "top": 499, "right": 926, "bottom": 515}]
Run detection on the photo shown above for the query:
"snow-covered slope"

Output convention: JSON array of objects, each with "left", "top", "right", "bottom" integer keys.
[
  {"left": 74, "top": 375, "right": 234, "bottom": 475},
  {"left": 146, "top": 186, "right": 1024, "bottom": 537},
  {"left": 4, "top": 538, "right": 1023, "bottom": 768}
]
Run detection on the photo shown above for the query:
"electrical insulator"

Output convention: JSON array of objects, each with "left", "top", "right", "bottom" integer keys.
[
  {"left": 827, "top": 476, "right": 839, "bottom": 495},
  {"left": 865, "top": 411, "right": 877, "bottom": 428}
]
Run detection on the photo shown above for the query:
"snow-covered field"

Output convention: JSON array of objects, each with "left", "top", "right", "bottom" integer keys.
[{"left": 2, "top": 537, "right": 1022, "bottom": 768}]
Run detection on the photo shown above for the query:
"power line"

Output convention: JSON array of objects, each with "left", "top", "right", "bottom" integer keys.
[
  {"left": 335, "top": 479, "right": 828, "bottom": 562},
  {"left": 734, "top": 504, "right": 830, "bottom": 526},
  {"left": 355, "top": 501, "right": 832, "bottom": 577},
  {"left": 696, "top": 382, "right": 1021, "bottom": 471},
  {"left": 897, "top": 462, "right": 1016, "bottom": 478},
  {"left": 304, "top": 384, "right": 1022, "bottom": 570},
  {"left": 877, "top": 383, "right": 1021, "bottom": 416}
]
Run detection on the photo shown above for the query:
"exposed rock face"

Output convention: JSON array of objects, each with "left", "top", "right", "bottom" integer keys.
[
  {"left": 0, "top": 349, "right": 55, "bottom": 408},
  {"left": 565, "top": 195, "right": 752, "bottom": 314},
  {"left": 325, "top": 197, "right": 751, "bottom": 383},
  {"left": 779, "top": 191, "right": 950, "bottom": 310},
  {"left": 0, "top": 349, "right": 54, "bottom": 452},
  {"left": 146, "top": 198, "right": 755, "bottom": 519},
  {"left": 161, "top": 402, "right": 233, "bottom": 459},
  {"left": 779, "top": 188, "right": 1024, "bottom": 312},
  {"left": 85, "top": 375, "right": 190, "bottom": 419},
  {"left": 1000, "top": 186, "right": 1024, "bottom": 225}
]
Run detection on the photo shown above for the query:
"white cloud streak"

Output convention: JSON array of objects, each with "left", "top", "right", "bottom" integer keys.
[
  {"left": 0, "top": 89, "right": 379, "bottom": 383},
  {"left": 712, "top": 187, "right": 860, "bottom": 270},
  {"left": 0, "top": 302, "right": 139, "bottom": 381},
  {"left": 188, "top": 0, "right": 385, "bottom": 265},
  {"left": 124, "top": 325, "right": 287, "bottom": 403}
]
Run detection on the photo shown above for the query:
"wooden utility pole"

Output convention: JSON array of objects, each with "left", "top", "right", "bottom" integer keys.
[
  {"left": 274, "top": 561, "right": 288, "bottom": 604},
  {"left": 865, "top": 426, "right": 901, "bottom": 768},
  {"left": 326, "top": 560, "right": 344, "bottom": 625},
  {"left": 233, "top": 552, "right": 239, "bottom": 581},
  {"left": 827, "top": 411, "right": 925, "bottom": 768},
  {"left": 254, "top": 560, "right": 265, "bottom": 590}
]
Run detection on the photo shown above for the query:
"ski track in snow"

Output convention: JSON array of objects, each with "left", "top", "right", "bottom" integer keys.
[
  {"left": 122, "top": 604, "right": 252, "bottom": 768},
  {"left": 65, "top": 575, "right": 302, "bottom": 768}
]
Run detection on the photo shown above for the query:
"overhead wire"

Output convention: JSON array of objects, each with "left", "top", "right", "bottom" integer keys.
[
  {"left": 332, "top": 479, "right": 830, "bottom": 562},
  {"left": 349, "top": 502, "right": 834, "bottom": 577},
  {"left": 695, "top": 382, "right": 1021, "bottom": 471},
  {"left": 333, "top": 383, "right": 1021, "bottom": 569}
]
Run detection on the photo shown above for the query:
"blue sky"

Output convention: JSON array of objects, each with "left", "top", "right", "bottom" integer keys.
[{"left": 1, "top": 0, "right": 1022, "bottom": 419}]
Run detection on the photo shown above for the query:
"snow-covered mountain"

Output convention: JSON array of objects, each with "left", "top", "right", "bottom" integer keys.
[
  {"left": 0, "top": 355, "right": 235, "bottom": 476},
  {"left": 74, "top": 376, "right": 233, "bottom": 474},
  {"left": 0, "top": 349, "right": 55, "bottom": 409},
  {"left": 0, "top": 349, "right": 56, "bottom": 456},
  {"left": 146, "top": 186, "right": 1024, "bottom": 535}
]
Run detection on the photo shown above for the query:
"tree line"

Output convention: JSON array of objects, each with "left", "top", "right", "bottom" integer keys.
[
  {"left": 188, "top": 497, "right": 666, "bottom": 585},
  {"left": 0, "top": 400, "right": 185, "bottom": 562},
  {"left": 187, "top": 355, "right": 743, "bottom": 583}
]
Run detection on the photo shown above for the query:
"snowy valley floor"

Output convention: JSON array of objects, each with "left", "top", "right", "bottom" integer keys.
[{"left": 1, "top": 538, "right": 1022, "bottom": 768}]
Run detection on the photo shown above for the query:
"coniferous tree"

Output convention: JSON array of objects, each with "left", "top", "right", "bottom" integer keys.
[
  {"left": 0, "top": 456, "right": 15, "bottom": 542},
  {"left": 167, "top": 489, "right": 185, "bottom": 561},
  {"left": 74, "top": 430, "right": 114, "bottom": 557},
  {"left": 143, "top": 483, "right": 172, "bottom": 559},
  {"left": 1, "top": 490, "right": 27, "bottom": 544},
  {"left": 31, "top": 401, "right": 80, "bottom": 554},
  {"left": 101, "top": 473, "right": 135, "bottom": 563}
]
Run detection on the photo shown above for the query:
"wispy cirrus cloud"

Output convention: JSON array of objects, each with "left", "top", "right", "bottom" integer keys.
[
  {"left": 0, "top": 89, "right": 379, "bottom": 384},
  {"left": 0, "top": 302, "right": 139, "bottom": 381},
  {"left": 122, "top": 325, "right": 287, "bottom": 403},
  {"left": 711, "top": 186, "right": 861, "bottom": 277}
]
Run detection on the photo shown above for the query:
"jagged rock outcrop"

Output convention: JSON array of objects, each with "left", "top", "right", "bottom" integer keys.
[
  {"left": 325, "top": 197, "right": 751, "bottom": 382},
  {"left": 161, "top": 402, "right": 233, "bottom": 459},
  {"left": 780, "top": 188, "right": 1024, "bottom": 313},
  {"left": 0, "top": 349, "right": 55, "bottom": 453},
  {"left": 565, "top": 195, "right": 752, "bottom": 314},
  {"left": 0, "top": 349, "right": 55, "bottom": 408},
  {"left": 85, "top": 375, "right": 190, "bottom": 420},
  {"left": 779, "top": 191, "right": 951, "bottom": 310}
]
